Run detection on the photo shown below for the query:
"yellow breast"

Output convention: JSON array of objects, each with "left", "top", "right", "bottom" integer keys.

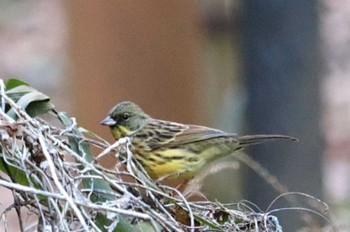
[
  {"left": 111, "top": 125, "right": 132, "bottom": 139},
  {"left": 150, "top": 149, "right": 200, "bottom": 179},
  {"left": 136, "top": 148, "right": 215, "bottom": 180}
]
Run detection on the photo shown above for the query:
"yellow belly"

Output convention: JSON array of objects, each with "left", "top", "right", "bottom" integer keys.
[{"left": 139, "top": 146, "right": 226, "bottom": 180}]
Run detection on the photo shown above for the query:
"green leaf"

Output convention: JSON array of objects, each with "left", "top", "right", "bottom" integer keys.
[
  {"left": 0, "top": 151, "right": 44, "bottom": 201},
  {"left": 6, "top": 85, "right": 41, "bottom": 102},
  {"left": 5, "top": 85, "right": 54, "bottom": 118},
  {"left": 133, "top": 221, "right": 159, "bottom": 232},
  {"left": 95, "top": 213, "right": 135, "bottom": 232},
  {"left": 25, "top": 100, "right": 54, "bottom": 117},
  {"left": 56, "top": 112, "right": 113, "bottom": 197},
  {"left": 4, "top": 78, "right": 29, "bottom": 90},
  {"left": 0, "top": 158, "right": 30, "bottom": 187},
  {"left": 56, "top": 112, "right": 135, "bottom": 231}
]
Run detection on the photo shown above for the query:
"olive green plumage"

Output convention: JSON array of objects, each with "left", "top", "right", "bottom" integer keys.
[{"left": 101, "top": 101, "right": 296, "bottom": 180}]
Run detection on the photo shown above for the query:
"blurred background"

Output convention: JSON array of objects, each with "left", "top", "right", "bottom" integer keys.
[{"left": 0, "top": 0, "right": 349, "bottom": 231}]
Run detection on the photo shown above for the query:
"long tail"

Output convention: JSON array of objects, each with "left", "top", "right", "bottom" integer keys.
[{"left": 236, "top": 135, "right": 298, "bottom": 148}]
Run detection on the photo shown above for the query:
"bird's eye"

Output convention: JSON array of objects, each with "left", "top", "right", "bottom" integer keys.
[{"left": 122, "top": 113, "right": 130, "bottom": 120}]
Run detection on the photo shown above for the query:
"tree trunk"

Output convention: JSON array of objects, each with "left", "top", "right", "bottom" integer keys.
[{"left": 242, "top": 1, "right": 323, "bottom": 230}]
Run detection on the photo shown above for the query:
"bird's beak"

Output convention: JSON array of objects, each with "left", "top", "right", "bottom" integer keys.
[{"left": 100, "top": 116, "right": 117, "bottom": 126}]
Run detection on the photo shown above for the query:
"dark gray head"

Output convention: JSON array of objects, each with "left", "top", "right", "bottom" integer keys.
[{"left": 100, "top": 101, "right": 150, "bottom": 136}]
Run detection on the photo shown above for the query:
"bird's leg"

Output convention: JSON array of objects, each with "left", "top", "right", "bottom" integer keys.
[
  {"left": 155, "top": 171, "right": 191, "bottom": 196},
  {"left": 174, "top": 179, "right": 189, "bottom": 191},
  {"left": 155, "top": 170, "right": 184, "bottom": 183}
]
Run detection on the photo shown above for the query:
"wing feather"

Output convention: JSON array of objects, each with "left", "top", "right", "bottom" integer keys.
[
  {"left": 142, "top": 120, "right": 236, "bottom": 150},
  {"left": 131, "top": 119, "right": 297, "bottom": 151}
]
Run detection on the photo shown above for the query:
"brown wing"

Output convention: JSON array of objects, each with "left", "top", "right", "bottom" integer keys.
[
  {"left": 131, "top": 119, "right": 297, "bottom": 151},
  {"left": 162, "top": 130, "right": 297, "bottom": 151},
  {"left": 136, "top": 119, "right": 236, "bottom": 150},
  {"left": 165, "top": 125, "right": 236, "bottom": 146}
]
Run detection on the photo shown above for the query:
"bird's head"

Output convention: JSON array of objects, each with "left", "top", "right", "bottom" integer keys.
[{"left": 100, "top": 101, "right": 149, "bottom": 139}]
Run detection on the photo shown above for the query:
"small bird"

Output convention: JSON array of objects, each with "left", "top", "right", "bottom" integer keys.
[{"left": 100, "top": 101, "right": 296, "bottom": 181}]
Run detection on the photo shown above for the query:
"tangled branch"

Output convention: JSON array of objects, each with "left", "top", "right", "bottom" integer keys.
[{"left": 0, "top": 79, "right": 332, "bottom": 231}]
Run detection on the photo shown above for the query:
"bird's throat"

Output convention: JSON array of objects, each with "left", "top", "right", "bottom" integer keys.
[{"left": 111, "top": 125, "right": 133, "bottom": 139}]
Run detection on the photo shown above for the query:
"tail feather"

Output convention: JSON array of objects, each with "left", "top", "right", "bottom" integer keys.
[{"left": 236, "top": 135, "right": 298, "bottom": 147}]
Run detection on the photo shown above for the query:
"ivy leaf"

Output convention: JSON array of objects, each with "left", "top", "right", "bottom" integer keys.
[
  {"left": 4, "top": 78, "right": 29, "bottom": 90},
  {"left": 5, "top": 82, "right": 54, "bottom": 119}
]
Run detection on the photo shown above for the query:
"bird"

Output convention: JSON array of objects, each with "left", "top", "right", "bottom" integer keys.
[{"left": 100, "top": 101, "right": 297, "bottom": 181}]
